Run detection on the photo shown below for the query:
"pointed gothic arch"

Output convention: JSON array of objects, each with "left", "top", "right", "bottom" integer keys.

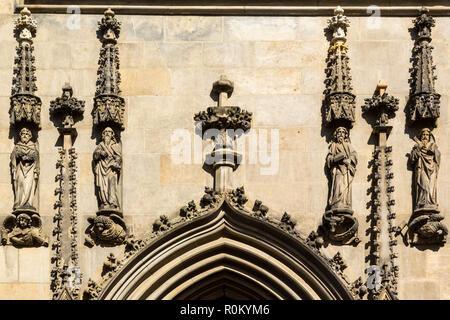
[{"left": 95, "top": 196, "right": 354, "bottom": 300}]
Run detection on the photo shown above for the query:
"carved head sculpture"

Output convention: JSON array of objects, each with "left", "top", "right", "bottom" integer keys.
[
  {"left": 333, "top": 127, "right": 349, "bottom": 144},
  {"left": 418, "top": 128, "right": 434, "bottom": 145},
  {"left": 102, "top": 127, "right": 116, "bottom": 145},
  {"left": 62, "top": 83, "right": 73, "bottom": 100},
  {"left": 17, "top": 213, "right": 32, "bottom": 229},
  {"left": 19, "top": 127, "right": 32, "bottom": 144},
  {"left": 93, "top": 215, "right": 112, "bottom": 233}
]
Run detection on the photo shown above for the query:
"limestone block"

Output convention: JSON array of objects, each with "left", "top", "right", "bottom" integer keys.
[
  {"left": 0, "top": 184, "right": 13, "bottom": 213},
  {"left": 0, "top": 246, "right": 18, "bottom": 282},
  {"left": 226, "top": 68, "right": 301, "bottom": 96},
  {"left": 300, "top": 66, "right": 326, "bottom": 95},
  {"left": 78, "top": 152, "right": 95, "bottom": 186},
  {"left": 145, "top": 128, "right": 173, "bottom": 154},
  {"left": 358, "top": 17, "right": 410, "bottom": 42},
  {"left": 122, "top": 128, "right": 146, "bottom": 154},
  {"left": 118, "top": 42, "right": 145, "bottom": 69},
  {"left": 69, "top": 69, "right": 98, "bottom": 97},
  {"left": 165, "top": 16, "right": 222, "bottom": 41},
  {"left": 239, "top": 94, "right": 320, "bottom": 127},
  {"left": 279, "top": 127, "right": 307, "bottom": 152},
  {"left": 203, "top": 42, "right": 255, "bottom": 68},
  {"left": 244, "top": 183, "right": 307, "bottom": 215},
  {"left": 123, "top": 153, "right": 160, "bottom": 186},
  {"left": 400, "top": 280, "right": 440, "bottom": 300},
  {"left": 121, "top": 68, "right": 170, "bottom": 96},
  {"left": 120, "top": 16, "right": 163, "bottom": 42},
  {"left": 0, "top": 69, "right": 11, "bottom": 97},
  {"left": 159, "top": 154, "right": 209, "bottom": 185},
  {"left": 36, "top": 70, "right": 71, "bottom": 97},
  {"left": 297, "top": 17, "right": 328, "bottom": 41},
  {"left": 39, "top": 183, "right": 57, "bottom": 216},
  {"left": 0, "top": 0, "right": 13, "bottom": 14},
  {"left": 35, "top": 15, "right": 99, "bottom": 43},
  {"left": 224, "top": 17, "right": 298, "bottom": 41},
  {"left": 35, "top": 42, "right": 71, "bottom": 70},
  {"left": 159, "top": 43, "right": 203, "bottom": 68},
  {"left": 168, "top": 68, "right": 220, "bottom": 97},
  {"left": 0, "top": 283, "right": 51, "bottom": 299},
  {"left": 254, "top": 41, "right": 327, "bottom": 68},
  {"left": 0, "top": 41, "right": 14, "bottom": 70},
  {"left": 70, "top": 42, "right": 98, "bottom": 70},
  {"left": 18, "top": 247, "right": 50, "bottom": 283},
  {"left": 78, "top": 184, "right": 97, "bottom": 215}
]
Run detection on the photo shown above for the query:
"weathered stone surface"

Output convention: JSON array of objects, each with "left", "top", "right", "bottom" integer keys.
[
  {"left": 166, "top": 16, "right": 222, "bottom": 41},
  {"left": 224, "top": 17, "right": 299, "bottom": 41}
]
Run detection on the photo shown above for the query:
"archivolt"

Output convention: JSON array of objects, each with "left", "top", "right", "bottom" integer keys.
[{"left": 97, "top": 198, "right": 354, "bottom": 300}]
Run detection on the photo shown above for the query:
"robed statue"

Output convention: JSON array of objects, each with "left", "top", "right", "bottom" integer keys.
[
  {"left": 326, "top": 127, "right": 358, "bottom": 213},
  {"left": 93, "top": 127, "right": 122, "bottom": 210},
  {"left": 11, "top": 127, "right": 39, "bottom": 211},
  {"left": 410, "top": 128, "right": 440, "bottom": 212}
]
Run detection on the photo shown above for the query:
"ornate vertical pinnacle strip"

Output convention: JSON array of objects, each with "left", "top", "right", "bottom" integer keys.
[
  {"left": 87, "top": 9, "right": 127, "bottom": 247},
  {"left": 50, "top": 85, "right": 84, "bottom": 300},
  {"left": 194, "top": 75, "right": 252, "bottom": 192},
  {"left": 324, "top": 6, "right": 355, "bottom": 127},
  {"left": 93, "top": 8, "right": 125, "bottom": 130},
  {"left": 1, "top": 8, "right": 47, "bottom": 248},
  {"left": 10, "top": 7, "right": 41, "bottom": 129},
  {"left": 362, "top": 82, "right": 399, "bottom": 299},
  {"left": 408, "top": 7, "right": 440, "bottom": 125}
]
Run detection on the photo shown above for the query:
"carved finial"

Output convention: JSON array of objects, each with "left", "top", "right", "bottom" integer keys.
[
  {"left": 376, "top": 80, "right": 388, "bottom": 96},
  {"left": 20, "top": 7, "right": 31, "bottom": 16},
  {"left": 104, "top": 8, "right": 115, "bottom": 17},
  {"left": 213, "top": 75, "right": 234, "bottom": 107},
  {"left": 327, "top": 5, "right": 350, "bottom": 44},
  {"left": 334, "top": 5, "right": 344, "bottom": 16}
]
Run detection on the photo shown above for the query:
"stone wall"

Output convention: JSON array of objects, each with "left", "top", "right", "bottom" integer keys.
[{"left": 0, "top": 1, "right": 449, "bottom": 299}]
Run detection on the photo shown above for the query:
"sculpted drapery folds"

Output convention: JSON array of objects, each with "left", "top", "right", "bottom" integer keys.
[
  {"left": 93, "top": 127, "right": 122, "bottom": 210},
  {"left": 326, "top": 127, "right": 357, "bottom": 213},
  {"left": 11, "top": 127, "right": 39, "bottom": 211},
  {"left": 410, "top": 128, "right": 440, "bottom": 212}
]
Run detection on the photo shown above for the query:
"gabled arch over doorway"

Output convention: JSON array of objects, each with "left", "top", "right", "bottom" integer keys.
[{"left": 96, "top": 195, "right": 354, "bottom": 300}]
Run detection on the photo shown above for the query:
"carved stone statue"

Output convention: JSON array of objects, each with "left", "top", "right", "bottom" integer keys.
[
  {"left": 11, "top": 127, "right": 39, "bottom": 211},
  {"left": 93, "top": 127, "right": 122, "bottom": 210},
  {"left": 407, "top": 128, "right": 447, "bottom": 245},
  {"left": 410, "top": 128, "right": 440, "bottom": 212},
  {"left": 1, "top": 213, "right": 48, "bottom": 247},
  {"left": 326, "top": 127, "right": 357, "bottom": 213}
]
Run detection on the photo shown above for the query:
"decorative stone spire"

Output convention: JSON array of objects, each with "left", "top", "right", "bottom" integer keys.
[
  {"left": 10, "top": 7, "right": 41, "bottom": 129},
  {"left": 408, "top": 7, "right": 440, "bottom": 124},
  {"left": 93, "top": 8, "right": 125, "bottom": 130},
  {"left": 194, "top": 75, "right": 252, "bottom": 192},
  {"left": 362, "top": 81, "right": 399, "bottom": 299},
  {"left": 324, "top": 6, "right": 355, "bottom": 127}
]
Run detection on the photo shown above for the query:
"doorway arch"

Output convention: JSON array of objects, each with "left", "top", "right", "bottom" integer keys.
[{"left": 97, "top": 198, "right": 354, "bottom": 300}]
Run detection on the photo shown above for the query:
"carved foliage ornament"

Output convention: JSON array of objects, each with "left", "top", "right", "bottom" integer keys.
[
  {"left": 50, "top": 84, "right": 85, "bottom": 128},
  {"left": 363, "top": 88, "right": 399, "bottom": 127}
]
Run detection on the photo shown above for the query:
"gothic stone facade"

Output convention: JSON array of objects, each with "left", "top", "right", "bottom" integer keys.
[{"left": 0, "top": 0, "right": 449, "bottom": 300}]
